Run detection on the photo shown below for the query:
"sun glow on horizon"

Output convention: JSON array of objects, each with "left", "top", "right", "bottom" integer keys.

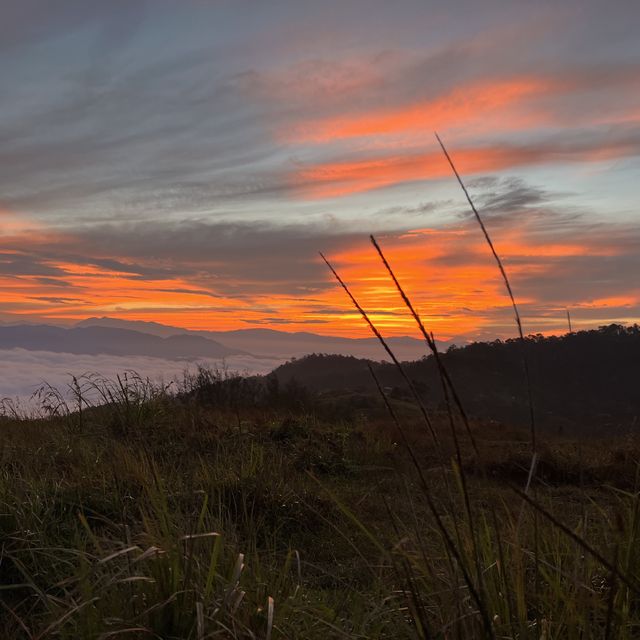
[{"left": 1, "top": 206, "right": 637, "bottom": 341}]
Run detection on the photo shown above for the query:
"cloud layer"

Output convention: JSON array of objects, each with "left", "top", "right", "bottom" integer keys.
[{"left": 0, "top": 348, "right": 283, "bottom": 407}]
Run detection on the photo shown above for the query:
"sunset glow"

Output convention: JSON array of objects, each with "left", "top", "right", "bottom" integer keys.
[{"left": 1, "top": 1, "right": 639, "bottom": 341}]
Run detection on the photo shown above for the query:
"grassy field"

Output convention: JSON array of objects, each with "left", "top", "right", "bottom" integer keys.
[{"left": 1, "top": 371, "right": 639, "bottom": 639}]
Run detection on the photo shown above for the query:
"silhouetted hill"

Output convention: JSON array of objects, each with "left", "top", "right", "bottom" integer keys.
[
  {"left": 272, "top": 324, "right": 640, "bottom": 433},
  {"left": 0, "top": 324, "right": 243, "bottom": 359}
]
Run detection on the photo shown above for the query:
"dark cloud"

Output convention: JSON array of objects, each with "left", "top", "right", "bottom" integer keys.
[
  {"left": 376, "top": 201, "right": 453, "bottom": 219},
  {"left": 514, "top": 252, "right": 640, "bottom": 305},
  {"left": 32, "top": 277, "right": 76, "bottom": 288},
  {"left": 28, "top": 296, "right": 85, "bottom": 304},
  {"left": 243, "top": 317, "right": 331, "bottom": 325},
  {"left": 153, "top": 288, "right": 224, "bottom": 299},
  {"left": 108, "top": 304, "right": 272, "bottom": 315},
  {"left": 69, "top": 219, "right": 365, "bottom": 295},
  {"left": 469, "top": 177, "right": 553, "bottom": 212},
  {"left": 304, "top": 308, "right": 402, "bottom": 317},
  {"left": 458, "top": 176, "right": 586, "bottom": 234},
  {"left": 84, "top": 257, "right": 177, "bottom": 280},
  {"left": 0, "top": 254, "right": 67, "bottom": 277}
]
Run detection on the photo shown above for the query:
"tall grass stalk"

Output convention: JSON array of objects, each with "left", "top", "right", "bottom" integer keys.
[{"left": 435, "top": 132, "right": 537, "bottom": 453}]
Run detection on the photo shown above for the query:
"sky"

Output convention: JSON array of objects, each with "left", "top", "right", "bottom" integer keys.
[{"left": 2, "top": 0, "right": 640, "bottom": 341}]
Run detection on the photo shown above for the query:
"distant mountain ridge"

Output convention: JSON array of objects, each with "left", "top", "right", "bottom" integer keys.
[
  {"left": 75, "top": 317, "right": 457, "bottom": 361},
  {"left": 0, "top": 317, "right": 461, "bottom": 362},
  {"left": 0, "top": 324, "right": 243, "bottom": 360}
]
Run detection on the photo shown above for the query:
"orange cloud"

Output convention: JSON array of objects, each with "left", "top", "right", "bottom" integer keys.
[
  {"left": 312, "top": 229, "right": 515, "bottom": 338},
  {"left": 294, "top": 137, "right": 640, "bottom": 198},
  {"left": 289, "top": 77, "right": 550, "bottom": 143},
  {"left": 295, "top": 147, "right": 523, "bottom": 198},
  {"left": 311, "top": 216, "right": 640, "bottom": 339}
]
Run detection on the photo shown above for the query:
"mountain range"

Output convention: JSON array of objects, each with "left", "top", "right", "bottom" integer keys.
[
  {"left": 0, "top": 324, "right": 241, "bottom": 360},
  {"left": 0, "top": 317, "right": 455, "bottom": 362}
]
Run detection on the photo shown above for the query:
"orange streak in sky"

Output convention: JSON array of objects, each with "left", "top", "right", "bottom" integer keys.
[
  {"left": 294, "top": 138, "right": 640, "bottom": 199},
  {"left": 295, "top": 147, "right": 517, "bottom": 198},
  {"left": 290, "top": 78, "right": 549, "bottom": 143},
  {"left": 0, "top": 209, "right": 636, "bottom": 339},
  {"left": 577, "top": 295, "right": 638, "bottom": 308}
]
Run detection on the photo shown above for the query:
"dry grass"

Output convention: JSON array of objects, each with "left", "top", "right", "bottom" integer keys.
[{"left": 0, "top": 376, "right": 638, "bottom": 638}]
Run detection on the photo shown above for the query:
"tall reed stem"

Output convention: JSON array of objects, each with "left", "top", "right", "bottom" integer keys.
[{"left": 435, "top": 133, "right": 537, "bottom": 453}]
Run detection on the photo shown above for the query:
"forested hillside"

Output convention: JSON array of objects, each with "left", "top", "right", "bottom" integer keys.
[{"left": 272, "top": 324, "right": 640, "bottom": 433}]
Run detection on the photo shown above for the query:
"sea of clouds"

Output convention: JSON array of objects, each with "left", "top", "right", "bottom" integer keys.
[{"left": 0, "top": 348, "right": 284, "bottom": 411}]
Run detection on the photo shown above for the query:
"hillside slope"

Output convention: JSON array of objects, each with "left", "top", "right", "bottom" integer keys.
[{"left": 272, "top": 324, "right": 640, "bottom": 433}]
